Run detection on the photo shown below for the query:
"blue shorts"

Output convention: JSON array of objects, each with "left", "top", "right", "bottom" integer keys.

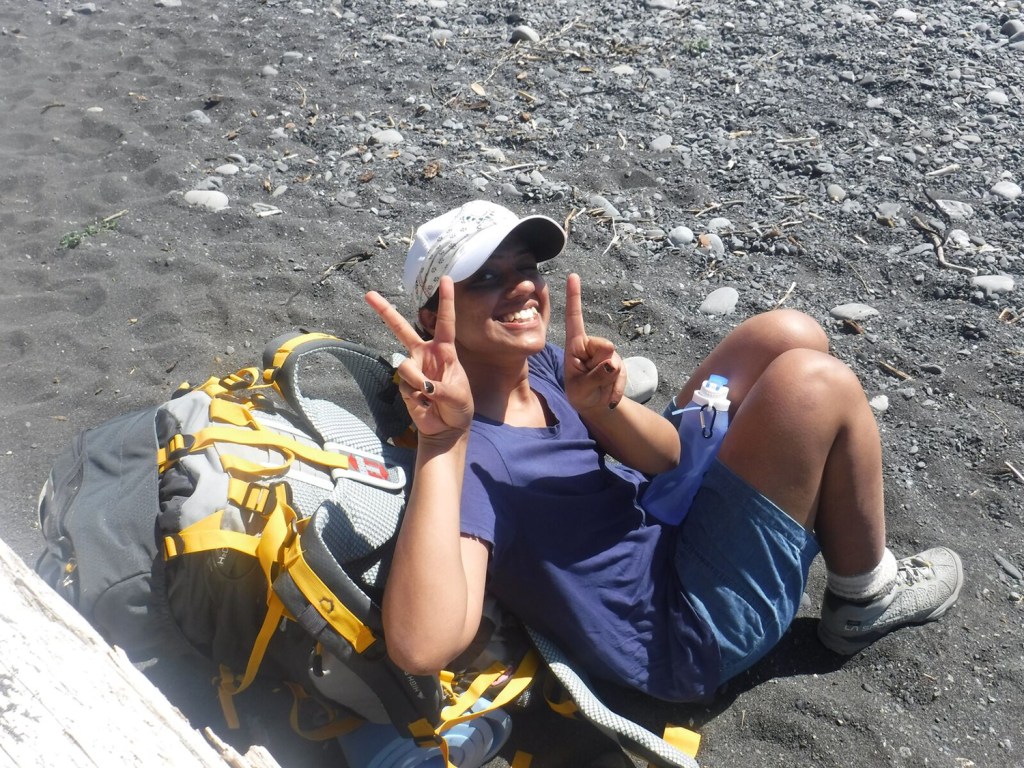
[{"left": 674, "top": 459, "right": 820, "bottom": 683}]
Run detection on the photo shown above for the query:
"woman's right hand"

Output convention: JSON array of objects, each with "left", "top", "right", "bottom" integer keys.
[{"left": 365, "top": 276, "right": 473, "bottom": 439}]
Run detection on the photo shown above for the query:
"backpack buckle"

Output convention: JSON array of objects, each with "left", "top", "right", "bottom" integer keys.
[
  {"left": 219, "top": 368, "right": 259, "bottom": 392},
  {"left": 164, "top": 433, "right": 196, "bottom": 461}
]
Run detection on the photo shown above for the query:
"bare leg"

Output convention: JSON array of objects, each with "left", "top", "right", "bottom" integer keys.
[
  {"left": 716, "top": 348, "right": 886, "bottom": 576},
  {"left": 676, "top": 309, "right": 829, "bottom": 411}
]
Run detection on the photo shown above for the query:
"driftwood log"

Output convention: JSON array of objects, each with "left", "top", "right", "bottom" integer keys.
[{"left": 0, "top": 536, "right": 281, "bottom": 768}]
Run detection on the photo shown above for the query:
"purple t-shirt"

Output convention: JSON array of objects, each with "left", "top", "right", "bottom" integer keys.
[{"left": 459, "top": 344, "right": 720, "bottom": 702}]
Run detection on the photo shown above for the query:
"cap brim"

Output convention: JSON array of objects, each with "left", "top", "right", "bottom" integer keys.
[{"left": 447, "top": 215, "right": 566, "bottom": 283}]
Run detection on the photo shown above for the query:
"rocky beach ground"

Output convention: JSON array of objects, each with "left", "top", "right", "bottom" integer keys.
[{"left": 1, "top": 0, "right": 1023, "bottom": 766}]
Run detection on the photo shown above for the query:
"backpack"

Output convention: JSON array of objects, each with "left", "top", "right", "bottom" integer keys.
[{"left": 35, "top": 331, "right": 701, "bottom": 768}]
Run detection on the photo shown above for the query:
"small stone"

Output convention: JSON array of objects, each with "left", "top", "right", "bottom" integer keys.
[
  {"left": 986, "top": 89, "right": 1009, "bottom": 106},
  {"left": 892, "top": 8, "right": 918, "bottom": 23},
  {"left": 706, "top": 217, "right": 732, "bottom": 233},
  {"left": 649, "top": 134, "right": 672, "bottom": 151},
  {"left": 214, "top": 163, "right": 239, "bottom": 176},
  {"left": 183, "top": 190, "right": 229, "bottom": 211},
  {"left": 1001, "top": 20, "right": 1024, "bottom": 37},
  {"left": 668, "top": 226, "right": 694, "bottom": 246},
  {"left": 827, "top": 184, "right": 847, "bottom": 202},
  {"left": 510, "top": 25, "right": 540, "bottom": 43},
  {"left": 431, "top": 29, "right": 453, "bottom": 46},
  {"left": 994, "top": 554, "right": 1023, "bottom": 581},
  {"left": 183, "top": 110, "right": 211, "bottom": 125},
  {"left": 869, "top": 395, "right": 889, "bottom": 413},
  {"left": 611, "top": 64, "right": 636, "bottom": 76},
  {"left": 934, "top": 199, "right": 974, "bottom": 219},
  {"left": 154, "top": 0, "right": 182, "bottom": 7},
  {"left": 697, "top": 233, "right": 725, "bottom": 256},
  {"left": 990, "top": 180, "right": 1022, "bottom": 201},
  {"left": 971, "top": 274, "right": 1014, "bottom": 296},
  {"left": 261, "top": 65, "right": 279, "bottom": 78},
  {"left": 589, "top": 195, "right": 622, "bottom": 220},
  {"left": 830, "top": 303, "right": 879, "bottom": 321},
  {"left": 699, "top": 287, "right": 739, "bottom": 315},
  {"left": 369, "top": 129, "right": 404, "bottom": 145},
  {"left": 624, "top": 357, "right": 658, "bottom": 404}
]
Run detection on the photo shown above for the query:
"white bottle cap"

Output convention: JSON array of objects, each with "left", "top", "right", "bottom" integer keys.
[{"left": 693, "top": 374, "right": 731, "bottom": 411}]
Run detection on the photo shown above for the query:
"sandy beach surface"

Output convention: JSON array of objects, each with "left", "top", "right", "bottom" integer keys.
[{"left": 2, "top": 1, "right": 1022, "bottom": 766}]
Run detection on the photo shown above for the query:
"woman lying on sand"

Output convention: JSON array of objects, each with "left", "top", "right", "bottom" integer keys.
[{"left": 364, "top": 199, "right": 964, "bottom": 704}]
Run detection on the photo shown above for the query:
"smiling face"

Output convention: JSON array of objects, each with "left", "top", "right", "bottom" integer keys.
[{"left": 419, "top": 234, "right": 551, "bottom": 367}]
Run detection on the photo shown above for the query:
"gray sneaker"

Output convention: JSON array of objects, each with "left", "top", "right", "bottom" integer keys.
[{"left": 818, "top": 547, "right": 964, "bottom": 655}]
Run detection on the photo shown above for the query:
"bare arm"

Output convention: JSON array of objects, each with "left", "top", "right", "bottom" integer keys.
[
  {"left": 365, "top": 278, "right": 487, "bottom": 674},
  {"left": 562, "top": 273, "right": 680, "bottom": 474}
]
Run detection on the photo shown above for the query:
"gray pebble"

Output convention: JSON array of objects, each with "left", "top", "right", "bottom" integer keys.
[
  {"left": 195, "top": 177, "right": 223, "bottom": 191},
  {"left": 668, "top": 226, "right": 694, "bottom": 246},
  {"left": 1002, "top": 20, "right": 1024, "bottom": 37},
  {"left": 431, "top": 29, "right": 453, "bottom": 45},
  {"left": 697, "top": 232, "right": 725, "bottom": 256},
  {"left": 155, "top": 0, "right": 181, "bottom": 6},
  {"left": 699, "top": 287, "right": 739, "bottom": 315},
  {"left": 994, "top": 554, "right": 1023, "bottom": 581},
  {"left": 827, "top": 184, "right": 847, "bottom": 202},
  {"left": 183, "top": 110, "right": 211, "bottom": 125},
  {"left": 986, "top": 90, "right": 1009, "bottom": 106},
  {"left": 971, "top": 274, "right": 1014, "bottom": 296},
  {"left": 707, "top": 217, "right": 732, "bottom": 233},
  {"left": 589, "top": 195, "right": 622, "bottom": 220},
  {"left": 183, "top": 190, "right": 229, "bottom": 211},
  {"left": 920, "top": 363, "right": 944, "bottom": 375},
  {"left": 624, "top": 357, "right": 658, "bottom": 404},
  {"left": 510, "top": 25, "right": 540, "bottom": 43},
  {"left": 935, "top": 199, "right": 974, "bottom": 220},
  {"left": 647, "top": 67, "right": 672, "bottom": 81},
  {"left": 214, "top": 163, "right": 239, "bottom": 176},
  {"left": 990, "top": 180, "right": 1022, "bottom": 201},
  {"left": 869, "top": 395, "right": 890, "bottom": 413},
  {"left": 830, "top": 303, "right": 879, "bottom": 321},
  {"left": 369, "top": 129, "right": 404, "bottom": 146},
  {"left": 649, "top": 134, "right": 673, "bottom": 151},
  {"left": 261, "top": 65, "right": 278, "bottom": 78}
]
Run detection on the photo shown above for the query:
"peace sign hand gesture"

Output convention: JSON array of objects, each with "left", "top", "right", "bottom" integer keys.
[
  {"left": 365, "top": 276, "right": 473, "bottom": 440},
  {"left": 563, "top": 273, "right": 626, "bottom": 414}
]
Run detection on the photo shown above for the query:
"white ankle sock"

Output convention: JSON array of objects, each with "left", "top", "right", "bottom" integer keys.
[{"left": 827, "top": 549, "right": 898, "bottom": 602}]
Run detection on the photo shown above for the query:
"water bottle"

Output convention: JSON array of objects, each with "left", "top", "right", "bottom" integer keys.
[{"left": 643, "top": 375, "right": 731, "bottom": 526}]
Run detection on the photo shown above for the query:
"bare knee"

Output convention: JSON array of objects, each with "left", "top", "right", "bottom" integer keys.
[
  {"left": 747, "top": 309, "right": 829, "bottom": 357},
  {"left": 769, "top": 348, "right": 865, "bottom": 410}
]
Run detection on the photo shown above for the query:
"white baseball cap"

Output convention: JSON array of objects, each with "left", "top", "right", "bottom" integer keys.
[{"left": 403, "top": 200, "right": 566, "bottom": 307}]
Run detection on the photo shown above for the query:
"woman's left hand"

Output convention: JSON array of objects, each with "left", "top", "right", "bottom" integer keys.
[{"left": 563, "top": 273, "right": 627, "bottom": 413}]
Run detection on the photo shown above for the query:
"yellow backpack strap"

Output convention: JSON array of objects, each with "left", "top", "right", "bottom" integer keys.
[
  {"left": 163, "top": 510, "right": 260, "bottom": 560},
  {"left": 659, "top": 724, "right": 701, "bottom": 761},
  {"left": 279, "top": 530, "right": 378, "bottom": 654},
  {"left": 157, "top": 424, "right": 352, "bottom": 474},
  {"left": 440, "top": 650, "right": 539, "bottom": 726},
  {"left": 511, "top": 752, "right": 534, "bottom": 768},
  {"left": 283, "top": 681, "right": 363, "bottom": 741},
  {"left": 266, "top": 332, "right": 341, "bottom": 377},
  {"left": 405, "top": 720, "right": 456, "bottom": 768},
  {"left": 542, "top": 673, "right": 579, "bottom": 719}
]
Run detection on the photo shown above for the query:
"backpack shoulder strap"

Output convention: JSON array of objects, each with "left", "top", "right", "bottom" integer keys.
[
  {"left": 262, "top": 332, "right": 413, "bottom": 445},
  {"left": 525, "top": 626, "right": 702, "bottom": 768}
]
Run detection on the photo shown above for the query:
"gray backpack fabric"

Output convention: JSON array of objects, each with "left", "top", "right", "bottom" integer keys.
[{"left": 35, "top": 330, "right": 700, "bottom": 767}]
